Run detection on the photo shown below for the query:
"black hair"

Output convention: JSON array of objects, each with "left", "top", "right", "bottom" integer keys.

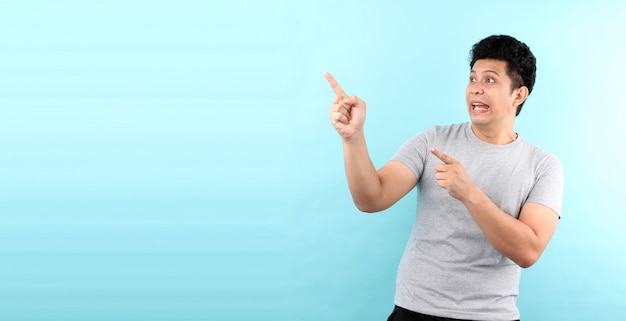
[{"left": 469, "top": 35, "right": 536, "bottom": 116}]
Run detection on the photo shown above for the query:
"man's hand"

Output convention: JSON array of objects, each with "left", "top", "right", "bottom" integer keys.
[
  {"left": 430, "top": 147, "right": 476, "bottom": 201},
  {"left": 325, "top": 72, "right": 367, "bottom": 139}
]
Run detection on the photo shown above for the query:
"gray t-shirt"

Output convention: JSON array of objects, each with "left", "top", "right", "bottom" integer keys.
[{"left": 391, "top": 122, "right": 564, "bottom": 321}]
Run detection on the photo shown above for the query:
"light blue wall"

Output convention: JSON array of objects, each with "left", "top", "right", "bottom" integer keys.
[{"left": 1, "top": 1, "right": 624, "bottom": 320}]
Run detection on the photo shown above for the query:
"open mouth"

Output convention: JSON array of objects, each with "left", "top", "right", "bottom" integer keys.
[{"left": 472, "top": 102, "right": 490, "bottom": 112}]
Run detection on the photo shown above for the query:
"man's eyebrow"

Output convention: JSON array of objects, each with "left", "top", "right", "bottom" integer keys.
[{"left": 470, "top": 69, "right": 500, "bottom": 75}]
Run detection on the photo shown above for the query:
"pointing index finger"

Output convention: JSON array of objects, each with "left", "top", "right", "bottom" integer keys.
[
  {"left": 430, "top": 147, "right": 455, "bottom": 164},
  {"left": 324, "top": 72, "right": 347, "bottom": 97}
]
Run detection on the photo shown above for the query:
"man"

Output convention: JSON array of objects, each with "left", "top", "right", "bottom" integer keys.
[{"left": 325, "top": 35, "right": 564, "bottom": 321}]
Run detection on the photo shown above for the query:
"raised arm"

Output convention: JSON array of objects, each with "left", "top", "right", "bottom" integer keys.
[{"left": 325, "top": 72, "right": 416, "bottom": 212}]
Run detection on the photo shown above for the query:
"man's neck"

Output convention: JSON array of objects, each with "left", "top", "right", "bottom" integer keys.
[{"left": 470, "top": 124, "right": 518, "bottom": 145}]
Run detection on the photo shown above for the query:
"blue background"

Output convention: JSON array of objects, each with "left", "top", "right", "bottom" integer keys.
[{"left": 1, "top": 1, "right": 625, "bottom": 320}]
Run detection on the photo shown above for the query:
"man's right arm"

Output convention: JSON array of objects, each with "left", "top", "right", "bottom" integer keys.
[
  {"left": 343, "top": 132, "right": 417, "bottom": 212},
  {"left": 325, "top": 72, "right": 417, "bottom": 212}
]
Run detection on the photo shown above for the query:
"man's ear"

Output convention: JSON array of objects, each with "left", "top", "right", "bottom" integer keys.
[{"left": 513, "top": 86, "right": 529, "bottom": 107}]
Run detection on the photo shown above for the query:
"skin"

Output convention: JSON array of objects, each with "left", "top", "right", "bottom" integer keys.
[{"left": 326, "top": 61, "right": 559, "bottom": 268}]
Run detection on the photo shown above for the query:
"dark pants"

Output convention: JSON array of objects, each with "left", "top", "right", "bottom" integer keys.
[{"left": 387, "top": 305, "right": 520, "bottom": 321}]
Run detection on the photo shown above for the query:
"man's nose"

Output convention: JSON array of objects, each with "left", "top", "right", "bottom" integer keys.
[{"left": 470, "top": 81, "right": 484, "bottom": 94}]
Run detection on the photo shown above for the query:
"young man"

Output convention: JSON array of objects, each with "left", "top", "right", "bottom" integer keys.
[{"left": 325, "top": 35, "right": 564, "bottom": 321}]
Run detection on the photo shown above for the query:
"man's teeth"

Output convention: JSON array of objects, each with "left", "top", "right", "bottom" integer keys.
[{"left": 473, "top": 104, "right": 488, "bottom": 111}]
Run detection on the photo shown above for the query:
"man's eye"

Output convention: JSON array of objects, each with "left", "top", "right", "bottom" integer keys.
[
  {"left": 486, "top": 78, "right": 495, "bottom": 83},
  {"left": 469, "top": 77, "right": 476, "bottom": 82}
]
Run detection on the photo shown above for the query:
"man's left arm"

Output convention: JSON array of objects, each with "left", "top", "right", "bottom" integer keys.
[
  {"left": 430, "top": 147, "right": 560, "bottom": 268},
  {"left": 462, "top": 191, "right": 558, "bottom": 268}
]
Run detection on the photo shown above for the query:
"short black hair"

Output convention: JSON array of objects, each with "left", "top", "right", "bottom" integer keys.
[{"left": 469, "top": 35, "right": 536, "bottom": 116}]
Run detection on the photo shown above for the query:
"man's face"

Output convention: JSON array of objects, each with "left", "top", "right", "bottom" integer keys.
[{"left": 465, "top": 59, "right": 520, "bottom": 128}]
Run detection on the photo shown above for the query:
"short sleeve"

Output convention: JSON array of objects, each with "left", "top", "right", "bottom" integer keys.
[
  {"left": 391, "top": 127, "right": 435, "bottom": 181},
  {"left": 526, "top": 154, "right": 564, "bottom": 217}
]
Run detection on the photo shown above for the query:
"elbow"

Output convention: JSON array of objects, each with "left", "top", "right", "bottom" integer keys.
[
  {"left": 513, "top": 252, "right": 541, "bottom": 269},
  {"left": 516, "top": 258, "right": 536, "bottom": 269},
  {"left": 353, "top": 199, "right": 386, "bottom": 213},
  {"left": 354, "top": 202, "right": 381, "bottom": 213}
]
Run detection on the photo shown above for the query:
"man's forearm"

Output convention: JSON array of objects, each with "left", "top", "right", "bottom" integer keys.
[
  {"left": 342, "top": 132, "right": 383, "bottom": 212},
  {"left": 462, "top": 187, "right": 545, "bottom": 268}
]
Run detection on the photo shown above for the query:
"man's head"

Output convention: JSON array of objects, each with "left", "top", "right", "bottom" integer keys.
[{"left": 469, "top": 35, "right": 536, "bottom": 116}]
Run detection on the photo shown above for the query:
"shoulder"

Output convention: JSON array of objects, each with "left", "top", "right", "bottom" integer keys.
[
  {"left": 400, "top": 122, "right": 471, "bottom": 150},
  {"left": 517, "top": 138, "right": 564, "bottom": 176},
  {"left": 432, "top": 122, "right": 467, "bottom": 133},
  {"left": 422, "top": 122, "right": 469, "bottom": 141},
  {"left": 519, "top": 138, "right": 561, "bottom": 163}
]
